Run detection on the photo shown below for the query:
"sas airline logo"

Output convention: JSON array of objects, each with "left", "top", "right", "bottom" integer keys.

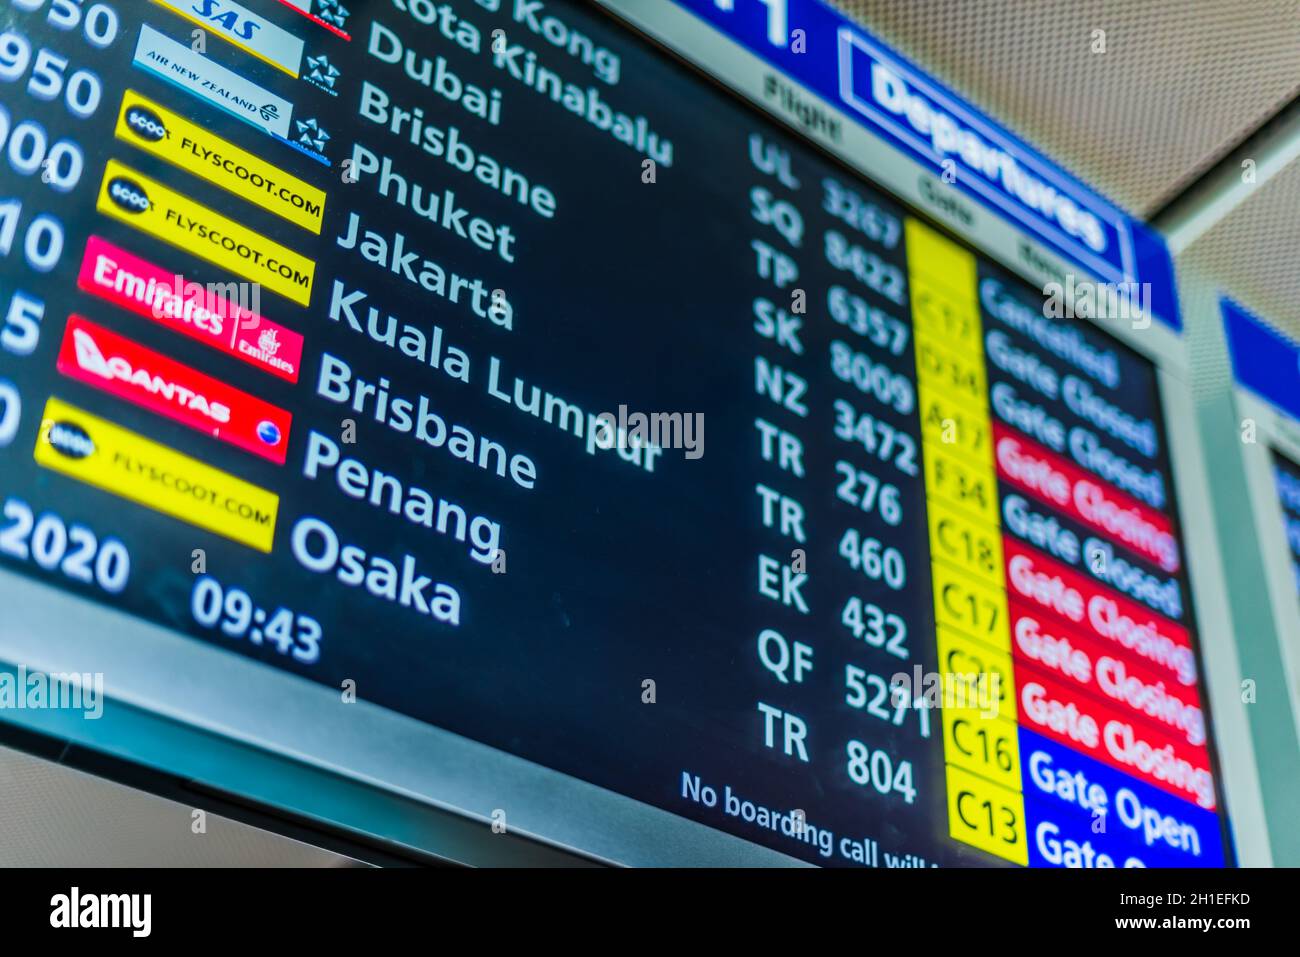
[
  {"left": 194, "top": 0, "right": 260, "bottom": 39},
  {"left": 153, "top": 0, "right": 306, "bottom": 77},
  {"left": 57, "top": 316, "right": 291, "bottom": 464}
]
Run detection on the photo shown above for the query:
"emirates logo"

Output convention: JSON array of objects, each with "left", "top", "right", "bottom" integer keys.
[{"left": 258, "top": 328, "right": 280, "bottom": 356}]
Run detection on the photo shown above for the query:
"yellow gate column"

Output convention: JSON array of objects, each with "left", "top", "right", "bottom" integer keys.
[{"left": 906, "top": 219, "right": 1027, "bottom": 865}]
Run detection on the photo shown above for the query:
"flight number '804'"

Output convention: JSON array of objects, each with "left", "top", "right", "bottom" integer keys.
[{"left": 846, "top": 739, "right": 916, "bottom": 804}]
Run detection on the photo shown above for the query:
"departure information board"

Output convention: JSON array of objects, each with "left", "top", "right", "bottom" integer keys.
[
  {"left": 0, "top": 0, "right": 1231, "bottom": 866},
  {"left": 1274, "top": 454, "right": 1300, "bottom": 602},
  {"left": 1224, "top": 297, "right": 1300, "bottom": 609}
]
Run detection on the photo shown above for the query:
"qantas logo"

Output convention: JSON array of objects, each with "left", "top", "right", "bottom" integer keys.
[
  {"left": 58, "top": 316, "right": 292, "bottom": 464},
  {"left": 73, "top": 327, "right": 231, "bottom": 424}
]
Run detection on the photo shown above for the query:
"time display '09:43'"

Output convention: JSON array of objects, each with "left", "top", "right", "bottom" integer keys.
[{"left": 191, "top": 576, "right": 322, "bottom": 665}]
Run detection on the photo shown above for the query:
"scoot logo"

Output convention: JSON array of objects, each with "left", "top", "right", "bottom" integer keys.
[
  {"left": 124, "top": 105, "right": 167, "bottom": 142},
  {"left": 108, "top": 177, "right": 150, "bottom": 214},
  {"left": 35, "top": 397, "right": 280, "bottom": 551},
  {"left": 46, "top": 422, "right": 95, "bottom": 459}
]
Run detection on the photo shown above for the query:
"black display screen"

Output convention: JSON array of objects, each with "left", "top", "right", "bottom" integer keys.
[{"left": 0, "top": 0, "right": 1231, "bottom": 867}]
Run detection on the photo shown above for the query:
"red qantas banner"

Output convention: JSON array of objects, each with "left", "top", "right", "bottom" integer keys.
[
  {"left": 57, "top": 316, "right": 292, "bottom": 464},
  {"left": 993, "top": 423, "right": 1179, "bottom": 573},
  {"left": 1014, "top": 662, "right": 1216, "bottom": 810},
  {"left": 1003, "top": 534, "right": 1192, "bottom": 660},
  {"left": 1009, "top": 599, "right": 1204, "bottom": 746},
  {"left": 77, "top": 236, "right": 303, "bottom": 382}
]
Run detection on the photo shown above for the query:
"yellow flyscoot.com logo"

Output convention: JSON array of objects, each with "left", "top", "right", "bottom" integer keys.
[
  {"left": 34, "top": 397, "right": 279, "bottom": 552},
  {"left": 115, "top": 90, "right": 325, "bottom": 233},
  {"left": 96, "top": 159, "right": 315, "bottom": 306}
]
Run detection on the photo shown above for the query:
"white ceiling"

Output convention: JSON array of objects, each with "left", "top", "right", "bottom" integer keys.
[
  {"left": 831, "top": 0, "right": 1300, "bottom": 337},
  {"left": 1180, "top": 157, "right": 1300, "bottom": 337},
  {"left": 0, "top": 746, "right": 357, "bottom": 867},
  {"left": 831, "top": 0, "right": 1300, "bottom": 216}
]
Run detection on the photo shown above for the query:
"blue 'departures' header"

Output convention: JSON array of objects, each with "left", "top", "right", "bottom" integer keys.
[
  {"left": 1223, "top": 297, "right": 1300, "bottom": 421},
  {"left": 671, "top": 0, "right": 1183, "bottom": 331}
]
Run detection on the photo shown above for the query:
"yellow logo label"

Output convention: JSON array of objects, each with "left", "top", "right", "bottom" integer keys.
[
  {"left": 944, "top": 764, "right": 1029, "bottom": 865},
  {"left": 34, "top": 397, "right": 279, "bottom": 553},
  {"left": 96, "top": 159, "right": 315, "bottom": 306},
  {"left": 116, "top": 90, "right": 325, "bottom": 233}
]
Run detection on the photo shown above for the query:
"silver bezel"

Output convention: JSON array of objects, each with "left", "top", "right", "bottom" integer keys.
[{"left": 0, "top": 0, "right": 1261, "bottom": 867}]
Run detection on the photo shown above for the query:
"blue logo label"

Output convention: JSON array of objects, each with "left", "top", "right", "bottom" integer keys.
[{"left": 256, "top": 420, "right": 282, "bottom": 447}]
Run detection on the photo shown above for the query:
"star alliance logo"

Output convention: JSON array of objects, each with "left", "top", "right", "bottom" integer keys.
[
  {"left": 317, "top": 0, "right": 349, "bottom": 29},
  {"left": 281, "top": 0, "right": 351, "bottom": 41},
  {"left": 296, "top": 117, "right": 329, "bottom": 154},
  {"left": 305, "top": 53, "right": 340, "bottom": 95}
]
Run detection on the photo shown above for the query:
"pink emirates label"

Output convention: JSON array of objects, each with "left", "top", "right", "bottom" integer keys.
[{"left": 77, "top": 235, "right": 303, "bottom": 383}]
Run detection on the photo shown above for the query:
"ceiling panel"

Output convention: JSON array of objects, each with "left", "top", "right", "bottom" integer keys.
[
  {"left": 829, "top": 0, "right": 1300, "bottom": 217},
  {"left": 0, "top": 746, "right": 357, "bottom": 867},
  {"left": 1182, "top": 159, "right": 1300, "bottom": 340}
]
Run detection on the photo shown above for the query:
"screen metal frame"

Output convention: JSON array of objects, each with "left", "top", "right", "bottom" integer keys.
[{"left": 0, "top": 0, "right": 1263, "bottom": 867}]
